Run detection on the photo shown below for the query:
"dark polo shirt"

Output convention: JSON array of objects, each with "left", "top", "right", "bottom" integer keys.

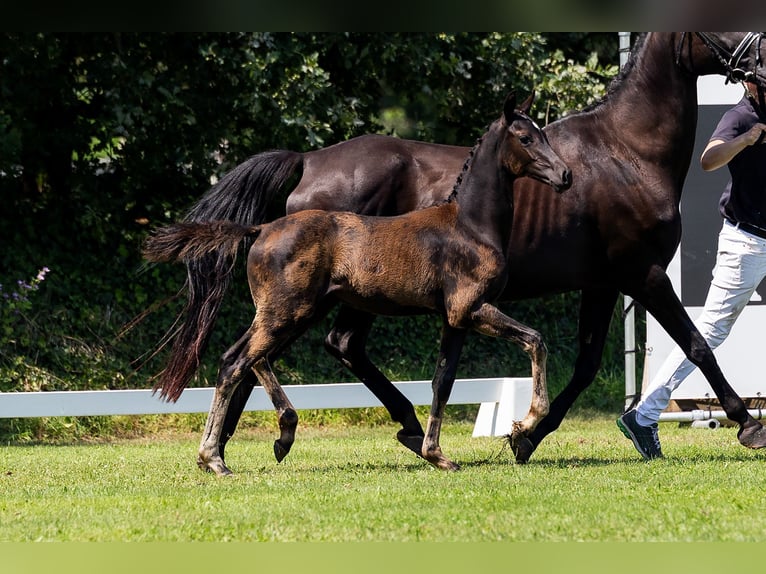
[{"left": 711, "top": 95, "right": 766, "bottom": 232}]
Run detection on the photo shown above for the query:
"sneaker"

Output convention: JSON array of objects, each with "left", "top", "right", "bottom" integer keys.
[{"left": 616, "top": 409, "right": 664, "bottom": 460}]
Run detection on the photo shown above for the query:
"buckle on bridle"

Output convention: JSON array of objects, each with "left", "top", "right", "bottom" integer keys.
[
  {"left": 725, "top": 32, "right": 764, "bottom": 84},
  {"left": 727, "top": 68, "right": 755, "bottom": 84}
]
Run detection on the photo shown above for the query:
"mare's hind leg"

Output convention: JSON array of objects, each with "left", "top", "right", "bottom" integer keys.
[
  {"left": 325, "top": 306, "right": 425, "bottom": 456},
  {"left": 422, "top": 324, "right": 467, "bottom": 471},
  {"left": 469, "top": 303, "right": 549, "bottom": 457},
  {"left": 515, "top": 288, "right": 618, "bottom": 463}
]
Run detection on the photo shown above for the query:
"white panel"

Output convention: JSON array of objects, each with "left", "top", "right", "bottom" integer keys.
[{"left": 697, "top": 75, "right": 745, "bottom": 105}]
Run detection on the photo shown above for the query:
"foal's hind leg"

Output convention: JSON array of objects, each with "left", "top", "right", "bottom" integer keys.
[
  {"left": 470, "top": 303, "right": 549, "bottom": 458},
  {"left": 325, "top": 306, "right": 425, "bottom": 456},
  {"left": 198, "top": 328, "right": 262, "bottom": 476},
  {"left": 252, "top": 358, "right": 299, "bottom": 462},
  {"left": 219, "top": 367, "right": 256, "bottom": 462},
  {"left": 219, "top": 329, "right": 305, "bottom": 461}
]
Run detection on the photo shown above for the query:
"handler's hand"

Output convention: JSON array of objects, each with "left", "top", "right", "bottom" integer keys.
[{"left": 745, "top": 123, "right": 766, "bottom": 145}]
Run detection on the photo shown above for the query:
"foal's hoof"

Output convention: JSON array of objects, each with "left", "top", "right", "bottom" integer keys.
[
  {"left": 423, "top": 448, "right": 461, "bottom": 471},
  {"left": 433, "top": 458, "right": 461, "bottom": 472},
  {"left": 197, "top": 454, "right": 233, "bottom": 476},
  {"left": 396, "top": 430, "right": 425, "bottom": 456},
  {"left": 738, "top": 422, "right": 766, "bottom": 449},
  {"left": 273, "top": 440, "right": 292, "bottom": 463},
  {"left": 511, "top": 436, "right": 535, "bottom": 464}
]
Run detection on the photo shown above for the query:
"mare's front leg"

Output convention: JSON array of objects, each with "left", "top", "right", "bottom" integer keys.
[
  {"left": 516, "top": 288, "right": 618, "bottom": 463},
  {"left": 634, "top": 266, "right": 766, "bottom": 448},
  {"left": 470, "top": 303, "right": 549, "bottom": 458},
  {"left": 422, "top": 325, "right": 467, "bottom": 471},
  {"left": 325, "top": 305, "right": 425, "bottom": 455}
]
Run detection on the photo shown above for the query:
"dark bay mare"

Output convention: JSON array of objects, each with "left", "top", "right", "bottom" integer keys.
[
  {"left": 153, "top": 32, "right": 766, "bottom": 465},
  {"left": 144, "top": 92, "right": 572, "bottom": 475}
]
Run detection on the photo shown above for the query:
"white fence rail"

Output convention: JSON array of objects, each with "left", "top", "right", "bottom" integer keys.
[{"left": 0, "top": 377, "right": 533, "bottom": 437}]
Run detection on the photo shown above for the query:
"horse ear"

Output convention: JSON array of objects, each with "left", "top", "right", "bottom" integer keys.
[
  {"left": 519, "top": 90, "right": 535, "bottom": 115},
  {"left": 503, "top": 91, "right": 517, "bottom": 123}
]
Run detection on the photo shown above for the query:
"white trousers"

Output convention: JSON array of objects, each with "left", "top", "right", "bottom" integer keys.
[{"left": 635, "top": 219, "right": 766, "bottom": 426}]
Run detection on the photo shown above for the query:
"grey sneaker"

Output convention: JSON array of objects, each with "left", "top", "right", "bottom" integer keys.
[{"left": 616, "top": 409, "right": 663, "bottom": 460}]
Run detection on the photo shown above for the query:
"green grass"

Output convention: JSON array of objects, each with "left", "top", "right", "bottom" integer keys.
[{"left": 2, "top": 414, "right": 765, "bottom": 542}]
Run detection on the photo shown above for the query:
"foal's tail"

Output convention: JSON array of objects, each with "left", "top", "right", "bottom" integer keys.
[
  {"left": 143, "top": 221, "right": 262, "bottom": 402},
  {"left": 143, "top": 221, "right": 259, "bottom": 266},
  {"left": 148, "top": 150, "right": 302, "bottom": 402}
]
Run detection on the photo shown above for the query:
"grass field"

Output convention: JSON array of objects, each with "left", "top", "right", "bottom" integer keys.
[{"left": 2, "top": 413, "right": 766, "bottom": 542}]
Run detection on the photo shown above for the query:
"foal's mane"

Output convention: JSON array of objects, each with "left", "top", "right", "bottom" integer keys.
[{"left": 445, "top": 129, "right": 485, "bottom": 204}]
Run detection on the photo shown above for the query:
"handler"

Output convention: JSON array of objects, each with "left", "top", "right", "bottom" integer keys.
[{"left": 618, "top": 80, "right": 766, "bottom": 460}]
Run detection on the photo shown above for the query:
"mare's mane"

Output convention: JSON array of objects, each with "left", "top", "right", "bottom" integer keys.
[{"left": 578, "top": 32, "right": 647, "bottom": 116}]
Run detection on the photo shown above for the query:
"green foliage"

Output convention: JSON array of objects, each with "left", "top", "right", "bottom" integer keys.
[
  {"left": 0, "top": 267, "right": 48, "bottom": 352},
  {"left": 0, "top": 33, "right": 627, "bottom": 440}
]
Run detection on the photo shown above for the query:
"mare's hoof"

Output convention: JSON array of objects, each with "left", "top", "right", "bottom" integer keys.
[
  {"left": 274, "top": 440, "right": 291, "bottom": 462},
  {"left": 396, "top": 430, "right": 425, "bottom": 456},
  {"left": 512, "top": 436, "right": 535, "bottom": 464},
  {"left": 738, "top": 422, "right": 766, "bottom": 449}
]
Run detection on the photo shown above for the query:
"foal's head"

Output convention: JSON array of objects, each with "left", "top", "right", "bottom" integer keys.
[{"left": 500, "top": 91, "right": 572, "bottom": 192}]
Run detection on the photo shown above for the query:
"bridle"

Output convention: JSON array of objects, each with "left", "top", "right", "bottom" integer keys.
[
  {"left": 678, "top": 32, "right": 766, "bottom": 116},
  {"left": 676, "top": 32, "right": 765, "bottom": 85}
]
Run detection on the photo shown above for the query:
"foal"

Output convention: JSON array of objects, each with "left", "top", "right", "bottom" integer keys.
[{"left": 143, "top": 92, "right": 571, "bottom": 475}]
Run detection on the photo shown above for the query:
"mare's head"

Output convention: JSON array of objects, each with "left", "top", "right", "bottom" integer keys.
[
  {"left": 683, "top": 33, "right": 766, "bottom": 87},
  {"left": 499, "top": 91, "right": 571, "bottom": 192}
]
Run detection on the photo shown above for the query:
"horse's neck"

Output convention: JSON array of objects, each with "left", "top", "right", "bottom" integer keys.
[
  {"left": 598, "top": 33, "right": 699, "bottom": 180},
  {"left": 453, "top": 145, "right": 513, "bottom": 250}
]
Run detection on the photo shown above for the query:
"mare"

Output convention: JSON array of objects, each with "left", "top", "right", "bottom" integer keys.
[
  {"left": 144, "top": 92, "right": 572, "bottom": 474},
  {"left": 154, "top": 33, "right": 766, "bottom": 465}
]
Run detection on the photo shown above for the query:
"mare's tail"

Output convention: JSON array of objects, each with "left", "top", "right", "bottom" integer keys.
[
  {"left": 143, "top": 220, "right": 260, "bottom": 401},
  {"left": 148, "top": 150, "right": 302, "bottom": 402}
]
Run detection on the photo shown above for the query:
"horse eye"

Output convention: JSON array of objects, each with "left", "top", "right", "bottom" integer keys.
[{"left": 519, "top": 135, "right": 533, "bottom": 145}]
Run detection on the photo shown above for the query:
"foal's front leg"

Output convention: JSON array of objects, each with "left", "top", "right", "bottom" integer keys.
[
  {"left": 470, "top": 303, "right": 549, "bottom": 456},
  {"left": 422, "top": 325, "right": 467, "bottom": 471}
]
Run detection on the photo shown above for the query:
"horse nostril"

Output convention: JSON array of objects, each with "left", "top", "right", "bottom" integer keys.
[{"left": 563, "top": 169, "right": 572, "bottom": 188}]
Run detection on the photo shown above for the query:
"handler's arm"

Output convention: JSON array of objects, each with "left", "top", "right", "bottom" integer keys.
[{"left": 701, "top": 122, "right": 766, "bottom": 171}]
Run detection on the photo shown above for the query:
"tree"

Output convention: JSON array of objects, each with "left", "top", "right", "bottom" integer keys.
[{"left": 0, "top": 33, "right": 620, "bottom": 412}]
